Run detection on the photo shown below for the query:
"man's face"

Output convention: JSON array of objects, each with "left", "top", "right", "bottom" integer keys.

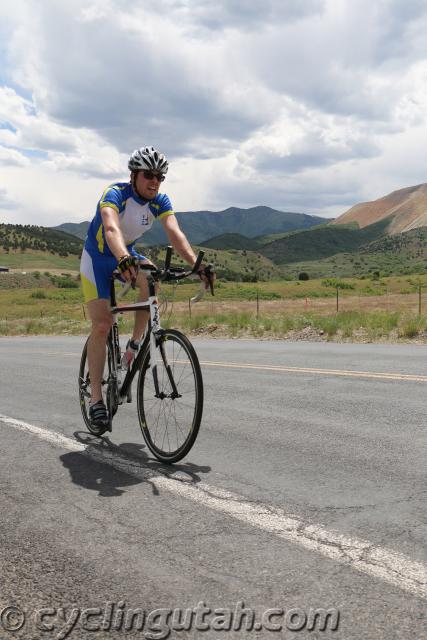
[{"left": 134, "top": 170, "right": 165, "bottom": 200}]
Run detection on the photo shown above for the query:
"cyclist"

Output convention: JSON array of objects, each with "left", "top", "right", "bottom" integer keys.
[{"left": 80, "top": 146, "right": 213, "bottom": 429}]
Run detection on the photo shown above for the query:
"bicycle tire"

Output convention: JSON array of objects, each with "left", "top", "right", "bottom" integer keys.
[
  {"left": 137, "top": 329, "right": 203, "bottom": 463},
  {"left": 78, "top": 336, "right": 115, "bottom": 436}
]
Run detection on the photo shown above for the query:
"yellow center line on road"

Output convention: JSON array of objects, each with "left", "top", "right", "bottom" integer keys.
[
  {"left": 199, "top": 361, "right": 427, "bottom": 383},
  {"left": 18, "top": 351, "right": 427, "bottom": 382}
]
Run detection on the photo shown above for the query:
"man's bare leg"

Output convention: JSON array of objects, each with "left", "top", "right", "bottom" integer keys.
[
  {"left": 86, "top": 298, "right": 113, "bottom": 404},
  {"left": 131, "top": 270, "right": 154, "bottom": 342}
]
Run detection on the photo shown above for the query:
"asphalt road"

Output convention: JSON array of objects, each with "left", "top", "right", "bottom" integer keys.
[{"left": 0, "top": 336, "right": 425, "bottom": 639}]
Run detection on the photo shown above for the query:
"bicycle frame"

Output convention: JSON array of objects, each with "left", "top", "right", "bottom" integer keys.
[{"left": 101, "top": 247, "right": 210, "bottom": 414}]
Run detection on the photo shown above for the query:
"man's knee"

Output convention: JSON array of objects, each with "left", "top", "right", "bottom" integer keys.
[
  {"left": 136, "top": 273, "right": 148, "bottom": 289},
  {"left": 91, "top": 317, "right": 113, "bottom": 337}
]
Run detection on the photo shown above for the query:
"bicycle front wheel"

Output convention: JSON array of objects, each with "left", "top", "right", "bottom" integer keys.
[{"left": 137, "top": 329, "right": 203, "bottom": 463}]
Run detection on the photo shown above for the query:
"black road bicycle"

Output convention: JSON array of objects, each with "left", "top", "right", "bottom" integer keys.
[{"left": 78, "top": 248, "right": 212, "bottom": 463}]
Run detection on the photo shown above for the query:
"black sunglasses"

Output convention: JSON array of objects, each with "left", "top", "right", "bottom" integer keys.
[{"left": 142, "top": 170, "right": 165, "bottom": 182}]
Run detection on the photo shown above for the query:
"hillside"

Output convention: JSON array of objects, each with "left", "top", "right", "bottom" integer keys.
[
  {"left": 199, "top": 233, "right": 262, "bottom": 251},
  {"left": 282, "top": 227, "right": 427, "bottom": 279},
  {"left": 55, "top": 221, "right": 89, "bottom": 241},
  {"left": 55, "top": 206, "right": 331, "bottom": 246},
  {"left": 332, "top": 182, "right": 427, "bottom": 234},
  {"left": 134, "top": 244, "right": 283, "bottom": 281},
  {"left": 0, "top": 224, "right": 83, "bottom": 256},
  {"left": 0, "top": 223, "right": 282, "bottom": 280},
  {"left": 260, "top": 218, "right": 391, "bottom": 265},
  {"left": 2, "top": 219, "right": 427, "bottom": 281}
]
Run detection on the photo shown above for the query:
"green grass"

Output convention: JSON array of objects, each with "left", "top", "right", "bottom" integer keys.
[
  {"left": 2, "top": 272, "right": 427, "bottom": 341},
  {"left": 157, "top": 309, "right": 421, "bottom": 342},
  {"left": 0, "top": 251, "right": 80, "bottom": 270}
]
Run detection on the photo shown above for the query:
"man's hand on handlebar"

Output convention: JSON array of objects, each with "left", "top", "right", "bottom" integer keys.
[
  {"left": 198, "top": 263, "right": 215, "bottom": 295},
  {"left": 117, "top": 254, "right": 139, "bottom": 283}
]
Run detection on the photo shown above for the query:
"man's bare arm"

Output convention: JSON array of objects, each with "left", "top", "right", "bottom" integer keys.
[{"left": 100, "top": 207, "right": 129, "bottom": 260}]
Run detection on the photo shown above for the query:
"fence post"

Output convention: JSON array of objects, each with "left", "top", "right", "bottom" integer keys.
[
  {"left": 336, "top": 286, "right": 339, "bottom": 313},
  {"left": 188, "top": 298, "right": 191, "bottom": 319},
  {"left": 419, "top": 284, "right": 422, "bottom": 315},
  {"left": 256, "top": 292, "right": 259, "bottom": 319}
]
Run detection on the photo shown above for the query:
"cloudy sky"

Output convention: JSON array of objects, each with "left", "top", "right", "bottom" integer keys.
[{"left": 1, "top": 0, "right": 427, "bottom": 226}]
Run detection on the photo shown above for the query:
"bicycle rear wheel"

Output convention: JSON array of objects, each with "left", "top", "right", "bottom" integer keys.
[
  {"left": 78, "top": 336, "right": 115, "bottom": 436},
  {"left": 137, "top": 329, "right": 203, "bottom": 463}
]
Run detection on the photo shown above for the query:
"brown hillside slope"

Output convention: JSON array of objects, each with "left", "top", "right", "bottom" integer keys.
[{"left": 332, "top": 183, "right": 427, "bottom": 234}]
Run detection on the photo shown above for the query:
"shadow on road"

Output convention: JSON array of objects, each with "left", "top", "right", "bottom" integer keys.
[{"left": 59, "top": 431, "right": 211, "bottom": 498}]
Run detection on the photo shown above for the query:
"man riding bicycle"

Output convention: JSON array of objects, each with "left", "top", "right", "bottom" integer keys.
[{"left": 80, "top": 146, "right": 212, "bottom": 430}]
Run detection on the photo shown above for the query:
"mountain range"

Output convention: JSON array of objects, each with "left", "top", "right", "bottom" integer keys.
[
  {"left": 333, "top": 182, "right": 427, "bottom": 234},
  {"left": 3, "top": 182, "right": 427, "bottom": 280},
  {"left": 195, "top": 182, "right": 427, "bottom": 278},
  {"left": 253, "top": 182, "right": 427, "bottom": 277},
  {"left": 54, "top": 206, "right": 330, "bottom": 245}
]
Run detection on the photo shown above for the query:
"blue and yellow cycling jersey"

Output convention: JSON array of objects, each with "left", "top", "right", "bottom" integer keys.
[
  {"left": 85, "top": 181, "right": 174, "bottom": 257},
  {"left": 80, "top": 182, "right": 174, "bottom": 302}
]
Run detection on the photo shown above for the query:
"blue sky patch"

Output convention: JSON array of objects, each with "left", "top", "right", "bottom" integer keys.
[
  {"left": 0, "top": 122, "right": 17, "bottom": 133},
  {"left": 20, "top": 148, "right": 49, "bottom": 160}
]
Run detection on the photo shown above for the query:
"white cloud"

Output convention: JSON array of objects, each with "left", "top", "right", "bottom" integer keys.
[
  {"left": 146, "top": 0, "right": 325, "bottom": 32},
  {"left": 0, "top": 187, "right": 19, "bottom": 211},
  {"left": 0, "top": 145, "right": 29, "bottom": 167},
  {"left": 0, "top": 0, "right": 427, "bottom": 226}
]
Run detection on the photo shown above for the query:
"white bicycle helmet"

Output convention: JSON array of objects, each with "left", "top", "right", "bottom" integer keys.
[{"left": 128, "top": 146, "right": 169, "bottom": 174}]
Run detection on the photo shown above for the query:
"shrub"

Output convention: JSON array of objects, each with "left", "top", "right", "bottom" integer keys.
[
  {"left": 398, "top": 317, "right": 422, "bottom": 339},
  {"left": 30, "top": 290, "right": 47, "bottom": 299},
  {"left": 50, "top": 275, "right": 79, "bottom": 288},
  {"left": 321, "top": 278, "right": 355, "bottom": 290}
]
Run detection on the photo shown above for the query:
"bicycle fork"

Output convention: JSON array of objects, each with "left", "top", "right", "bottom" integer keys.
[{"left": 149, "top": 295, "right": 180, "bottom": 400}]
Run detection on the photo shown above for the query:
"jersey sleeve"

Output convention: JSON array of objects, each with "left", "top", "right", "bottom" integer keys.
[
  {"left": 129, "top": 246, "right": 147, "bottom": 260},
  {"left": 151, "top": 193, "right": 174, "bottom": 220},
  {"left": 99, "top": 185, "right": 126, "bottom": 214}
]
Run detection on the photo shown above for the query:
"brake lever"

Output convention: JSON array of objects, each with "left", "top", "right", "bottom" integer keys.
[{"left": 190, "top": 283, "right": 206, "bottom": 304}]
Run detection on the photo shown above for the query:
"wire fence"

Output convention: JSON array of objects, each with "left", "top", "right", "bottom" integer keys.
[{"left": 182, "top": 286, "right": 427, "bottom": 319}]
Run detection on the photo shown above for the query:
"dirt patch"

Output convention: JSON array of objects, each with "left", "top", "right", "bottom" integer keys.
[{"left": 0, "top": 272, "right": 52, "bottom": 289}]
